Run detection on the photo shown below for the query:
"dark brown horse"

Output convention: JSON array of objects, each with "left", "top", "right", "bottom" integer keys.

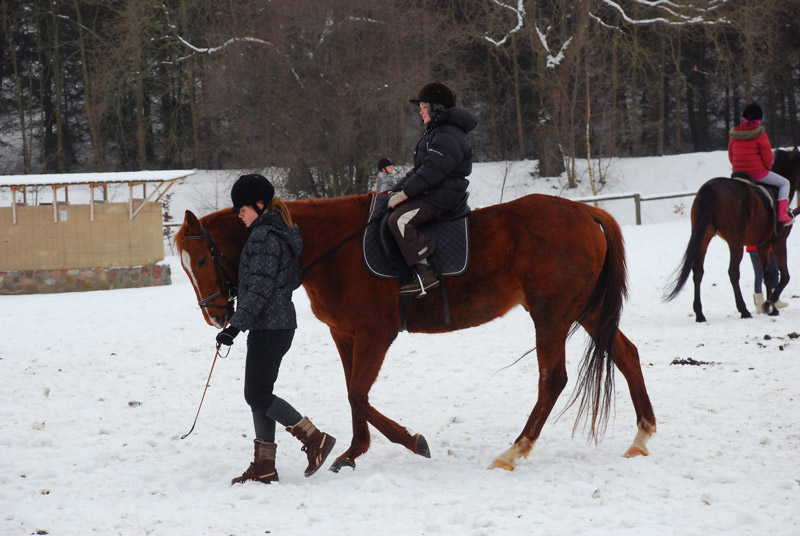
[
  {"left": 665, "top": 149, "right": 800, "bottom": 322},
  {"left": 176, "top": 193, "right": 656, "bottom": 471}
]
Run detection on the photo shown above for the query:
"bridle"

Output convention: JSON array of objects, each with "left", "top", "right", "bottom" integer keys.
[{"left": 182, "top": 223, "right": 237, "bottom": 311}]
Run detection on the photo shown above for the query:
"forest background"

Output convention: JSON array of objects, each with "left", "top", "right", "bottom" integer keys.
[{"left": 2, "top": 0, "right": 800, "bottom": 197}]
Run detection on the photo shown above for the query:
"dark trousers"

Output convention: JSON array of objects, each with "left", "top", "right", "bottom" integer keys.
[
  {"left": 244, "top": 329, "right": 302, "bottom": 441},
  {"left": 748, "top": 250, "right": 779, "bottom": 294},
  {"left": 388, "top": 198, "right": 439, "bottom": 266}
]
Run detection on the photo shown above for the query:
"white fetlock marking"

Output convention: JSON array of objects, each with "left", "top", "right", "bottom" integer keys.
[{"left": 625, "top": 423, "right": 653, "bottom": 457}]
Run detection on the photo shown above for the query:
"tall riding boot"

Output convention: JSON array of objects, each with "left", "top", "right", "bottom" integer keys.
[
  {"left": 753, "top": 292, "right": 765, "bottom": 314},
  {"left": 777, "top": 199, "right": 794, "bottom": 224},
  {"left": 286, "top": 416, "right": 336, "bottom": 477},
  {"left": 231, "top": 439, "right": 279, "bottom": 485},
  {"left": 398, "top": 262, "right": 440, "bottom": 296}
]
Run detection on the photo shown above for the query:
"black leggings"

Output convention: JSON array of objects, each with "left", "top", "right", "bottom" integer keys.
[{"left": 244, "top": 329, "right": 302, "bottom": 441}]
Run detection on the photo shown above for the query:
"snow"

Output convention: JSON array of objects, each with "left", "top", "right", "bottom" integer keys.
[{"left": 2, "top": 151, "right": 799, "bottom": 535}]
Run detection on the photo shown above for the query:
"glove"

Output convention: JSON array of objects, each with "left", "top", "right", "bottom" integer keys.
[
  {"left": 215, "top": 325, "right": 240, "bottom": 347},
  {"left": 388, "top": 190, "right": 408, "bottom": 209}
]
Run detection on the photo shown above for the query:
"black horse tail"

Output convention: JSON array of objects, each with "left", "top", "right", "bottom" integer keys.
[
  {"left": 663, "top": 183, "right": 715, "bottom": 302},
  {"left": 567, "top": 206, "right": 628, "bottom": 442}
]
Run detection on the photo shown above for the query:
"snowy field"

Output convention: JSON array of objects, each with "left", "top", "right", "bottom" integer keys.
[{"left": 1, "top": 151, "right": 799, "bottom": 535}]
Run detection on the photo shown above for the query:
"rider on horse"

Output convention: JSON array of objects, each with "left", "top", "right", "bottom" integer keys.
[
  {"left": 728, "top": 102, "right": 794, "bottom": 224},
  {"left": 386, "top": 82, "right": 478, "bottom": 296}
]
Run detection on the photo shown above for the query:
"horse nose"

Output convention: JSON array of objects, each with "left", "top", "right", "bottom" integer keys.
[{"left": 211, "top": 314, "right": 226, "bottom": 328}]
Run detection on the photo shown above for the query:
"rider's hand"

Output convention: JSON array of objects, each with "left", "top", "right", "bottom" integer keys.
[
  {"left": 388, "top": 191, "right": 408, "bottom": 209},
  {"left": 216, "top": 325, "right": 240, "bottom": 347}
]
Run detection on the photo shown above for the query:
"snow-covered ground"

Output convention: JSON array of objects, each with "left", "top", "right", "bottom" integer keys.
[{"left": 2, "top": 151, "right": 799, "bottom": 535}]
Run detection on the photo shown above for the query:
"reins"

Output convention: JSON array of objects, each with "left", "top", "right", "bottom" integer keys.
[
  {"left": 182, "top": 222, "right": 237, "bottom": 309},
  {"left": 302, "top": 216, "right": 380, "bottom": 274},
  {"left": 181, "top": 323, "right": 229, "bottom": 440}
]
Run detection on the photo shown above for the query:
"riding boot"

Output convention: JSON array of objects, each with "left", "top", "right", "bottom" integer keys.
[
  {"left": 777, "top": 199, "right": 794, "bottom": 224},
  {"left": 399, "top": 262, "right": 440, "bottom": 296},
  {"left": 286, "top": 417, "right": 336, "bottom": 477},
  {"left": 753, "top": 292, "right": 765, "bottom": 314},
  {"left": 231, "top": 439, "right": 278, "bottom": 485}
]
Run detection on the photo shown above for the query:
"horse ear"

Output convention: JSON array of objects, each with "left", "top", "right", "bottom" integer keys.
[{"left": 184, "top": 210, "right": 201, "bottom": 230}]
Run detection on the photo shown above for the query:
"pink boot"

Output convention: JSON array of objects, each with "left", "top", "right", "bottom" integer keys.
[{"left": 777, "top": 199, "right": 794, "bottom": 223}]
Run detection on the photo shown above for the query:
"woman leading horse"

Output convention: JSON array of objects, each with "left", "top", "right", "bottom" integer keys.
[{"left": 177, "top": 193, "right": 656, "bottom": 472}]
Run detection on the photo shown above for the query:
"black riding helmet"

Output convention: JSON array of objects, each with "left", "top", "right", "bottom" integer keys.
[
  {"left": 377, "top": 157, "right": 393, "bottom": 171},
  {"left": 230, "top": 174, "right": 274, "bottom": 214},
  {"left": 410, "top": 82, "right": 456, "bottom": 108},
  {"left": 410, "top": 82, "right": 456, "bottom": 119},
  {"left": 742, "top": 103, "right": 763, "bottom": 121}
]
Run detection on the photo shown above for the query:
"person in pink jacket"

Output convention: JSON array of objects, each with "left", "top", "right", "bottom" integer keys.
[{"left": 728, "top": 102, "right": 793, "bottom": 223}]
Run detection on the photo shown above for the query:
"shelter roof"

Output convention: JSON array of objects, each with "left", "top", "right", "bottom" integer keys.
[{"left": 0, "top": 169, "right": 195, "bottom": 188}]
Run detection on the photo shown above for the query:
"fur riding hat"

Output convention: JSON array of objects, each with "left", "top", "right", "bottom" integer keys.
[
  {"left": 742, "top": 103, "right": 763, "bottom": 121},
  {"left": 410, "top": 82, "right": 456, "bottom": 109},
  {"left": 377, "top": 157, "right": 393, "bottom": 171},
  {"left": 230, "top": 174, "right": 274, "bottom": 213}
]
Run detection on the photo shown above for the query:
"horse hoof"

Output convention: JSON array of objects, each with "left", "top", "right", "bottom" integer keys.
[
  {"left": 764, "top": 302, "right": 777, "bottom": 315},
  {"left": 623, "top": 445, "right": 649, "bottom": 458},
  {"left": 695, "top": 315, "right": 706, "bottom": 323},
  {"left": 414, "top": 434, "right": 431, "bottom": 458},
  {"left": 329, "top": 458, "right": 355, "bottom": 473},
  {"left": 741, "top": 311, "right": 752, "bottom": 319},
  {"left": 488, "top": 458, "right": 515, "bottom": 471}
]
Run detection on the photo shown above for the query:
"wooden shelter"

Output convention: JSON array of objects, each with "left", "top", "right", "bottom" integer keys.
[{"left": 0, "top": 170, "right": 194, "bottom": 294}]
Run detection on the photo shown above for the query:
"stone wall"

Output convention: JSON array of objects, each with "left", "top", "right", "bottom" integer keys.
[{"left": 0, "top": 263, "right": 171, "bottom": 295}]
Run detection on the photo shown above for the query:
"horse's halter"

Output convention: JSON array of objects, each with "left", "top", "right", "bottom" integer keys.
[{"left": 182, "top": 223, "right": 237, "bottom": 311}]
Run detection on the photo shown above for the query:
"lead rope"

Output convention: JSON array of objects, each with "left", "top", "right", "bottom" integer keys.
[{"left": 181, "top": 322, "right": 229, "bottom": 439}]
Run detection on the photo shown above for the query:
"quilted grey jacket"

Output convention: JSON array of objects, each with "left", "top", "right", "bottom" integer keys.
[{"left": 229, "top": 210, "right": 303, "bottom": 331}]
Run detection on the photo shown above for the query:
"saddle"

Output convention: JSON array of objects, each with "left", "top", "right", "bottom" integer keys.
[
  {"left": 362, "top": 193, "right": 470, "bottom": 278},
  {"left": 362, "top": 193, "right": 471, "bottom": 330},
  {"left": 730, "top": 172, "right": 779, "bottom": 234}
]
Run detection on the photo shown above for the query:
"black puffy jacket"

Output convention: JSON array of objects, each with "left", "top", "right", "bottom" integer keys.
[
  {"left": 393, "top": 106, "right": 478, "bottom": 212},
  {"left": 229, "top": 210, "right": 303, "bottom": 331}
]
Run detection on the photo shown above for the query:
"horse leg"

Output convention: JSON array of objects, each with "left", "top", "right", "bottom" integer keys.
[
  {"left": 327, "top": 328, "right": 370, "bottom": 472},
  {"left": 725, "top": 242, "right": 751, "bottom": 318},
  {"left": 329, "top": 328, "right": 423, "bottom": 471},
  {"left": 608, "top": 330, "right": 656, "bottom": 457},
  {"left": 765, "top": 243, "right": 790, "bottom": 316},
  {"left": 489, "top": 319, "right": 570, "bottom": 471},
  {"left": 691, "top": 228, "right": 714, "bottom": 323}
]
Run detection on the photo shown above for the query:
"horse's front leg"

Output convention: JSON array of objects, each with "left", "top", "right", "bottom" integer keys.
[
  {"left": 329, "top": 328, "right": 424, "bottom": 472},
  {"left": 327, "top": 328, "right": 370, "bottom": 472},
  {"left": 764, "top": 244, "right": 790, "bottom": 316},
  {"left": 726, "top": 243, "right": 751, "bottom": 318}
]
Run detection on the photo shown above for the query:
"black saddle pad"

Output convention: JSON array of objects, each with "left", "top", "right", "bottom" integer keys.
[
  {"left": 731, "top": 172, "right": 777, "bottom": 208},
  {"left": 362, "top": 193, "right": 470, "bottom": 279}
]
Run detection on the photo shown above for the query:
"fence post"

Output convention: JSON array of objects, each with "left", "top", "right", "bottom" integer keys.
[{"left": 634, "top": 193, "right": 642, "bottom": 225}]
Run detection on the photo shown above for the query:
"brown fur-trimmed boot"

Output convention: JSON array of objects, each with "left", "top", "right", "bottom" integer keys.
[
  {"left": 231, "top": 439, "right": 278, "bottom": 485},
  {"left": 286, "top": 416, "right": 336, "bottom": 477}
]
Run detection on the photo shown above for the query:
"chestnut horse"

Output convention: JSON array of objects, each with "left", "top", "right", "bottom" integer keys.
[
  {"left": 665, "top": 149, "right": 800, "bottom": 322},
  {"left": 176, "top": 193, "right": 656, "bottom": 471}
]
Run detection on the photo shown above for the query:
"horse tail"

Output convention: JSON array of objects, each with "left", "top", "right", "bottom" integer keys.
[
  {"left": 663, "top": 183, "right": 715, "bottom": 302},
  {"left": 568, "top": 206, "right": 628, "bottom": 442}
]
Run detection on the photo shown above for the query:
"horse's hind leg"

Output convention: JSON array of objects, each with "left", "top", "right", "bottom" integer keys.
[
  {"left": 489, "top": 318, "right": 570, "bottom": 471},
  {"left": 692, "top": 228, "right": 715, "bottom": 322},
  {"left": 725, "top": 241, "right": 751, "bottom": 318},
  {"left": 609, "top": 330, "right": 656, "bottom": 457}
]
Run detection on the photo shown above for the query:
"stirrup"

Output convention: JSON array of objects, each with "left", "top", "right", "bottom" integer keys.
[{"left": 415, "top": 270, "right": 429, "bottom": 297}]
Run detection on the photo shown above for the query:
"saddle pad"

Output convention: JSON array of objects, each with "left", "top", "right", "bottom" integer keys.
[
  {"left": 362, "top": 193, "right": 470, "bottom": 279},
  {"left": 731, "top": 175, "right": 775, "bottom": 209}
]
